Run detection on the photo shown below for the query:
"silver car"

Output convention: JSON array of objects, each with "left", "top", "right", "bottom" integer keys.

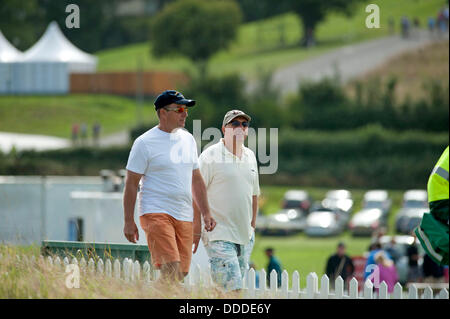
[
  {"left": 257, "top": 208, "right": 306, "bottom": 236},
  {"left": 282, "top": 190, "right": 312, "bottom": 214},
  {"left": 305, "top": 209, "right": 346, "bottom": 237},
  {"left": 395, "top": 190, "right": 428, "bottom": 234},
  {"left": 349, "top": 190, "right": 392, "bottom": 236}
]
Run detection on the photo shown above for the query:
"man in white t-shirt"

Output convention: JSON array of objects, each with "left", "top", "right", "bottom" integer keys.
[
  {"left": 123, "top": 90, "right": 216, "bottom": 283},
  {"left": 195, "top": 110, "right": 260, "bottom": 291}
]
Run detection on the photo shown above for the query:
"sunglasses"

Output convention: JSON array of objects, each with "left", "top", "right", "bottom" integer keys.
[
  {"left": 164, "top": 106, "right": 188, "bottom": 113},
  {"left": 229, "top": 120, "right": 249, "bottom": 128}
]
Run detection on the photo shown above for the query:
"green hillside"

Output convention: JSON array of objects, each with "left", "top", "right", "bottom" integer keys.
[
  {"left": 97, "top": 0, "right": 446, "bottom": 78},
  {"left": 0, "top": 95, "right": 157, "bottom": 139}
]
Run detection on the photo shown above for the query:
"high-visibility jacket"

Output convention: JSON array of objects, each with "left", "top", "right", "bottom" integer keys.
[{"left": 415, "top": 146, "right": 449, "bottom": 266}]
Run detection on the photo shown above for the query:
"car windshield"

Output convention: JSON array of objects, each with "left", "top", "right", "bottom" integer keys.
[
  {"left": 364, "top": 201, "right": 384, "bottom": 209},
  {"left": 284, "top": 200, "right": 301, "bottom": 208},
  {"left": 403, "top": 200, "right": 427, "bottom": 208}
]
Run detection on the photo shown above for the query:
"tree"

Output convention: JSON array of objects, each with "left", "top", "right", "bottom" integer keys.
[
  {"left": 281, "top": 0, "right": 365, "bottom": 47},
  {"left": 150, "top": 0, "right": 243, "bottom": 75},
  {"left": 237, "top": 0, "right": 364, "bottom": 47},
  {"left": 0, "top": 0, "right": 45, "bottom": 50}
]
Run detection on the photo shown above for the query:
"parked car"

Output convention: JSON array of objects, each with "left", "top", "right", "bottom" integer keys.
[
  {"left": 322, "top": 189, "right": 354, "bottom": 215},
  {"left": 362, "top": 190, "right": 392, "bottom": 215},
  {"left": 281, "top": 190, "right": 312, "bottom": 214},
  {"left": 304, "top": 208, "right": 347, "bottom": 237},
  {"left": 348, "top": 190, "right": 392, "bottom": 236},
  {"left": 395, "top": 190, "right": 428, "bottom": 234},
  {"left": 379, "top": 235, "right": 424, "bottom": 285},
  {"left": 257, "top": 208, "right": 306, "bottom": 236}
]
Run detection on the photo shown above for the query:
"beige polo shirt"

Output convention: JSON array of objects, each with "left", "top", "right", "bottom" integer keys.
[{"left": 199, "top": 138, "right": 260, "bottom": 245}]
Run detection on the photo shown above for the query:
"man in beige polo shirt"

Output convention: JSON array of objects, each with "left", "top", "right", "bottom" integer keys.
[{"left": 194, "top": 110, "right": 260, "bottom": 291}]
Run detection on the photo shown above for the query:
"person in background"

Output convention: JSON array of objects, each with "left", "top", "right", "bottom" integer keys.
[
  {"left": 325, "top": 242, "right": 354, "bottom": 289},
  {"left": 364, "top": 242, "right": 392, "bottom": 281},
  {"left": 265, "top": 247, "right": 282, "bottom": 287},
  {"left": 372, "top": 250, "right": 399, "bottom": 293},
  {"left": 384, "top": 237, "right": 401, "bottom": 265}
]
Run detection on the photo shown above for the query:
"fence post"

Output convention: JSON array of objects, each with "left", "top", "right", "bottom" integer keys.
[
  {"left": 290, "top": 271, "right": 300, "bottom": 299},
  {"left": 363, "top": 279, "right": 373, "bottom": 299},
  {"left": 423, "top": 286, "right": 433, "bottom": 299},
  {"left": 270, "top": 270, "right": 278, "bottom": 297},
  {"left": 408, "top": 284, "right": 418, "bottom": 299},
  {"left": 46, "top": 256, "right": 53, "bottom": 266},
  {"left": 348, "top": 277, "right": 359, "bottom": 299},
  {"left": 393, "top": 283, "right": 403, "bottom": 299},
  {"left": 133, "top": 260, "right": 140, "bottom": 281},
  {"left": 379, "top": 281, "right": 389, "bottom": 299},
  {"left": 438, "top": 289, "right": 449, "bottom": 299},
  {"left": 54, "top": 256, "right": 61, "bottom": 269},
  {"left": 259, "top": 269, "right": 267, "bottom": 298},
  {"left": 281, "top": 270, "right": 289, "bottom": 299},
  {"left": 87, "top": 258, "right": 95, "bottom": 274},
  {"left": 63, "top": 256, "right": 69, "bottom": 267},
  {"left": 334, "top": 276, "right": 344, "bottom": 299},
  {"left": 143, "top": 261, "right": 150, "bottom": 283},
  {"left": 306, "top": 272, "right": 318, "bottom": 299},
  {"left": 113, "top": 259, "right": 121, "bottom": 280},
  {"left": 80, "top": 257, "right": 87, "bottom": 270},
  {"left": 71, "top": 257, "right": 78, "bottom": 266},
  {"left": 123, "top": 258, "right": 130, "bottom": 282},
  {"left": 319, "top": 274, "right": 330, "bottom": 299},
  {"left": 97, "top": 258, "right": 104, "bottom": 275},
  {"left": 247, "top": 268, "right": 256, "bottom": 299},
  {"left": 105, "top": 259, "right": 112, "bottom": 277}
]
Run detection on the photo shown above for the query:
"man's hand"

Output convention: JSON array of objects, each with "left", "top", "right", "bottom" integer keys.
[
  {"left": 124, "top": 221, "right": 139, "bottom": 243},
  {"left": 203, "top": 213, "right": 216, "bottom": 232},
  {"left": 193, "top": 234, "right": 201, "bottom": 254}
]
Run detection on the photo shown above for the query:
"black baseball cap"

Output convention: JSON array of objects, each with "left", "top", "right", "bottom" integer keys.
[{"left": 154, "top": 90, "right": 196, "bottom": 110}]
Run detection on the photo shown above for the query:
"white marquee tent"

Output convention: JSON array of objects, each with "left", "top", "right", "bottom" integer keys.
[
  {"left": 0, "top": 30, "right": 23, "bottom": 94},
  {"left": 1, "top": 21, "right": 97, "bottom": 95},
  {"left": 22, "top": 21, "right": 97, "bottom": 73}
]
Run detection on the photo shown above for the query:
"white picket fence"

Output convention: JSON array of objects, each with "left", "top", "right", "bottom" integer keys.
[{"left": 15, "top": 254, "right": 450, "bottom": 299}]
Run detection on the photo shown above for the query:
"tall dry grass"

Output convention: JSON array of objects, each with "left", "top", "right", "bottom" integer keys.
[{"left": 0, "top": 245, "right": 240, "bottom": 299}]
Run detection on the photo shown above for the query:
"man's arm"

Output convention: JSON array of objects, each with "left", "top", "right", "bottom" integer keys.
[
  {"left": 192, "top": 168, "right": 216, "bottom": 232},
  {"left": 251, "top": 195, "right": 258, "bottom": 229},
  {"left": 123, "top": 169, "right": 142, "bottom": 243}
]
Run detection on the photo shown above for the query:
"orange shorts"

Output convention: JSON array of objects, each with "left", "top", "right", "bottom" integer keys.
[{"left": 139, "top": 213, "right": 193, "bottom": 274}]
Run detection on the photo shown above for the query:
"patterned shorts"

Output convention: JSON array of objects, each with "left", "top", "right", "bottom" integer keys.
[{"left": 205, "top": 232, "right": 255, "bottom": 291}]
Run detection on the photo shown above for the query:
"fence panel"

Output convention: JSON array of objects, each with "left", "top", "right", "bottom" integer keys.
[{"left": 16, "top": 254, "right": 450, "bottom": 299}]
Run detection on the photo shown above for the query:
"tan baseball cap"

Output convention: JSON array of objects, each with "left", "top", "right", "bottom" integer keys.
[{"left": 222, "top": 110, "right": 251, "bottom": 127}]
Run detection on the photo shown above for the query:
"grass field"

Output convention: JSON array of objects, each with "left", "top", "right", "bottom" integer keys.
[
  {"left": 96, "top": 0, "right": 446, "bottom": 78},
  {"left": 0, "top": 94, "right": 157, "bottom": 138}
]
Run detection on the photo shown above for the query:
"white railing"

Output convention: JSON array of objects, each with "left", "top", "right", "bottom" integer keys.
[{"left": 17, "top": 254, "right": 450, "bottom": 299}]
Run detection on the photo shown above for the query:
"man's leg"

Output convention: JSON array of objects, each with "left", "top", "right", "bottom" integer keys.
[
  {"left": 238, "top": 231, "right": 255, "bottom": 281},
  {"left": 205, "top": 240, "right": 242, "bottom": 291}
]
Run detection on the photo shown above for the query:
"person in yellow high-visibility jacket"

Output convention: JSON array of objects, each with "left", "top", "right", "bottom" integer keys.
[{"left": 415, "top": 146, "right": 449, "bottom": 266}]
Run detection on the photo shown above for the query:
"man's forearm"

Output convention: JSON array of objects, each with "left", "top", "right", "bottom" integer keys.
[
  {"left": 192, "top": 177, "right": 210, "bottom": 217},
  {"left": 252, "top": 195, "right": 258, "bottom": 226},
  {"left": 123, "top": 186, "right": 138, "bottom": 222}
]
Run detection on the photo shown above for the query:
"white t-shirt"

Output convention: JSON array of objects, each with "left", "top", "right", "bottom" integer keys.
[
  {"left": 199, "top": 139, "right": 260, "bottom": 245},
  {"left": 126, "top": 126, "right": 199, "bottom": 221}
]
